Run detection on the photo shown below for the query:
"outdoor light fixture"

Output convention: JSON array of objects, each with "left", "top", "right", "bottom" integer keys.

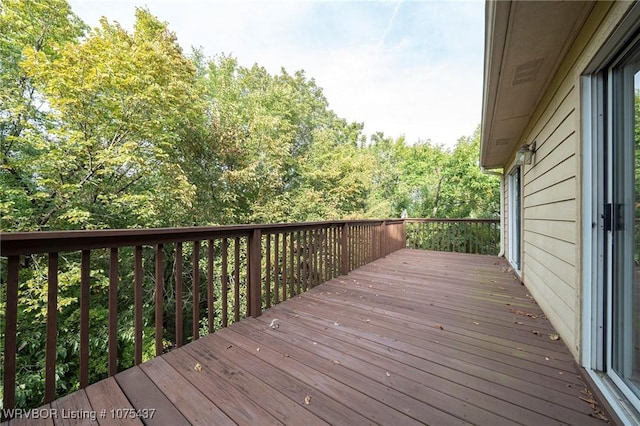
[{"left": 515, "top": 141, "right": 536, "bottom": 165}]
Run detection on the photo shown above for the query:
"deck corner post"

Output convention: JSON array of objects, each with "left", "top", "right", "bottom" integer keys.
[
  {"left": 341, "top": 223, "right": 349, "bottom": 275},
  {"left": 249, "top": 228, "right": 262, "bottom": 317}
]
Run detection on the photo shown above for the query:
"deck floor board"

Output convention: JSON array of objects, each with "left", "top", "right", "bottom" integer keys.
[{"left": 9, "top": 250, "right": 610, "bottom": 425}]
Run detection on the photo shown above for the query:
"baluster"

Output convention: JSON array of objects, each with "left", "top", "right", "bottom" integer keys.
[
  {"left": 221, "top": 238, "right": 228, "bottom": 327},
  {"left": 133, "top": 247, "right": 142, "bottom": 366},
  {"left": 193, "top": 240, "right": 200, "bottom": 340},
  {"left": 296, "top": 231, "right": 301, "bottom": 294},
  {"left": 155, "top": 244, "right": 164, "bottom": 356},
  {"left": 290, "top": 231, "right": 295, "bottom": 297},
  {"left": 81, "top": 250, "right": 92, "bottom": 383},
  {"left": 234, "top": 237, "right": 240, "bottom": 322},
  {"left": 281, "top": 233, "right": 287, "bottom": 301},
  {"left": 207, "top": 240, "right": 215, "bottom": 334},
  {"left": 266, "top": 234, "right": 272, "bottom": 308},
  {"left": 248, "top": 228, "right": 262, "bottom": 317},
  {"left": 274, "top": 234, "right": 280, "bottom": 304},
  {"left": 175, "top": 242, "right": 183, "bottom": 347},
  {"left": 3, "top": 256, "right": 19, "bottom": 413},
  {"left": 108, "top": 249, "right": 118, "bottom": 378}
]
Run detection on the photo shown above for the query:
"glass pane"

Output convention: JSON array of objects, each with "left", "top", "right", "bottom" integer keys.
[{"left": 613, "top": 66, "right": 640, "bottom": 396}]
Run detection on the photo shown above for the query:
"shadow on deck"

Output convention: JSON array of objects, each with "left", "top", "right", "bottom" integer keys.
[{"left": 5, "top": 250, "right": 608, "bottom": 425}]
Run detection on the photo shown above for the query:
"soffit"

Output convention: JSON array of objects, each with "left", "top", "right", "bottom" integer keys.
[{"left": 480, "top": 1, "right": 594, "bottom": 169}]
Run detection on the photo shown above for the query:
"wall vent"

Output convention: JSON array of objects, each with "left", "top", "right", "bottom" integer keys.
[{"left": 512, "top": 59, "right": 543, "bottom": 85}]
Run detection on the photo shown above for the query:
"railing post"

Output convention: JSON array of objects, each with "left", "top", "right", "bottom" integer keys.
[
  {"left": 248, "top": 228, "right": 262, "bottom": 317},
  {"left": 341, "top": 223, "right": 349, "bottom": 275}
]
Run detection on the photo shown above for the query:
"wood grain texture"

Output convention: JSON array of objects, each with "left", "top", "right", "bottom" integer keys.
[{"left": 14, "top": 250, "right": 612, "bottom": 426}]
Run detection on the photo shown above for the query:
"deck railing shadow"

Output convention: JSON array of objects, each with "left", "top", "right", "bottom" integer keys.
[{"left": 0, "top": 218, "right": 496, "bottom": 416}]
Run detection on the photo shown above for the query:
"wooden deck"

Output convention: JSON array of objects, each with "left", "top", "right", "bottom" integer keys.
[{"left": 5, "top": 249, "right": 610, "bottom": 425}]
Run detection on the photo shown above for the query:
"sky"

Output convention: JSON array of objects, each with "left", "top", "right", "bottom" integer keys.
[{"left": 67, "top": 0, "right": 485, "bottom": 148}]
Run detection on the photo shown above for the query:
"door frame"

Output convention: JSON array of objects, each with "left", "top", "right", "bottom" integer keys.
[{"left": 508, "top": 166, "right": 522, "bottom": 273}]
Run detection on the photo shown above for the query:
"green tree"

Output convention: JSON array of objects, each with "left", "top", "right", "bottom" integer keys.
[
  {"left": 0, "top": 0, "right": 86, "bottom": 231},
  {"left": 18, "top": 8, "right": 198, "bottom": 230},
  {"left": 437, "top": 126, "right": 500, "bottom": 218}
]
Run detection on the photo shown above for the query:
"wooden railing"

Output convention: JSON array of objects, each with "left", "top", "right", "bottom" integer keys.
[
  {"left": 405, "top": 219, "right": 500, "bottom": 255},
  {"left": 0, "top": 219, "right": 405, "bottom": 413},
  {"left": 0, "top": 218, "right": 498, "bottom": 413}
]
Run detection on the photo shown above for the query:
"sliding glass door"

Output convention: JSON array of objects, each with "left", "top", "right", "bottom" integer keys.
[{"left": 606, "top": 43, "right": 640, "bottom": 403}]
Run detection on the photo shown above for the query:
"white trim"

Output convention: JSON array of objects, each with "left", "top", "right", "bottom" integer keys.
[
  {"left": 581, "top": 74, "right": 594, "bottom": 369},
  {"left": 587, "top": 369, "right": 640, "bottom": 425},
  {"left": 582, "top": 71, "right": 607, "bottom": 371},
  {"left": 507, "top": 168, "right": 522, "bottom": 273}
]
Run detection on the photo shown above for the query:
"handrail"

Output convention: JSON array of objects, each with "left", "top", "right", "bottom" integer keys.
[
  {"left": 0, "top": 219, "right": 406, "bottom": 415},
  {"left": 0, "top": 219, "right": 404, "bottom": 256}
]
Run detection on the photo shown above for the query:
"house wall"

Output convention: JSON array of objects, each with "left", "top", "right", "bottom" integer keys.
[{"left": 502, "top": 1, "right": 631, "bottom": 360}]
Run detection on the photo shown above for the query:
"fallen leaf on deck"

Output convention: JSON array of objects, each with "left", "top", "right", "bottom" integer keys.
[
  {"left": 435, "top": 323, "right": 444, "bottom": 330},
  {"left": 313, "top": 342, "right": 317, "bottom": 345},
  {"left": 531, "top": 330, "right": 541, "bottom": 336},
  {"left": 331, "top": 360, "right": 340, "bottom": 365},
  {"left": 473, "top": 321, "right": 480, "bottom": 325},
  {"left": 544, "top": 357, "right": 550, "bottom": 361},
  {"left": 304, "top": 395, "right": 311, "bottom": 405},
  {"left": 549, "top": 334, "right": 560, "bottom": 341},
  {"left": 293, "top": 314, "right": 299, "bottom": 318},
  {"left": 333, "top": 321, "right": 340, "bottom": 326},
  {"left": 558, "top": 371, "right": 564, "bottom": 375},
  {"left": 514, "top": 321, "right": 523, "bottom": 325},
  {"left": 386, "top": 372, "right": 391, "bottom": 377},
  {"left": 269, "top": 319, "right": 280, "bottom": 329},
  {"left": 579, "top": 394, "right": 597, "bottom": 405},
  {"left": 590, "top": 410, "right": 608, "bottom": 421},
  {"left": 226, "top": 345, "right": 232, "bottom": 349},
  {"left": 256, "top": 347, "right": 260, "bottom": 352},
  {"left": 194, "top": 363, "right": 202, "bottom": 372}
]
